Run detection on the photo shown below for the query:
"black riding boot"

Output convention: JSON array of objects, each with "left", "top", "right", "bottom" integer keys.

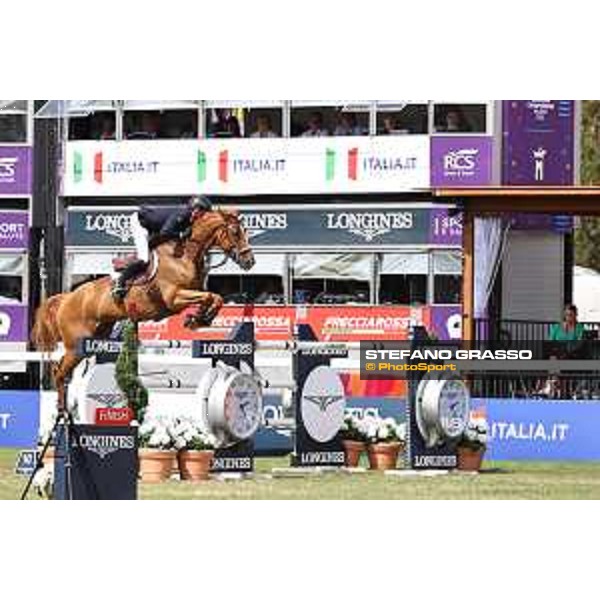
[{"left": 112, "top": 260, "right": 148, "bottom": 300}]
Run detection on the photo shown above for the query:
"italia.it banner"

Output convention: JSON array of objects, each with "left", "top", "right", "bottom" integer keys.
[{"left": 63, "top": 138, "right": 431, "bottom": 196}]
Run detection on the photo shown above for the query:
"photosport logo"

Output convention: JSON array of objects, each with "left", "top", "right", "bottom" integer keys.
[
  {"left": 325, "top": 211, "right": 414, "bottom": 242},
  {"left": 0, "top": 156, "right": 18, "bottom": 184}
]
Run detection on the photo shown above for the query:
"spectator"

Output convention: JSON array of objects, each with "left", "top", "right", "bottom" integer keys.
[
  {"left": 128, "top": 113, "right": 161, "bottom": 140},
  {"left": 98, "top": 117, "right": 115, "bottom": 140},
  {"left": 550, "top": 304, "right": 584, "bottom": 342},
  {"left": 441, "top": 110, "right": 470, "bottom": 133},
  {"left": 209, "top": 109, "right": 241, "bottom": 138},
  {"left": 334, "top": 113, "right": 362, "bottom": 136},
  {"left": 251, "top": 115, "right": 277, "bottom": 138},
  {"left": 301, "top": 112, "right": 329, "bottom": 137},
  {"left": 380, "top": 115, "right": 401, "bottom": 135}
]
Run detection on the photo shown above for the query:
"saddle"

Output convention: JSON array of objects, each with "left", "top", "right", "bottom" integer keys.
[{"left": 112, "top": 252, "right": 159, "bottom": 287}]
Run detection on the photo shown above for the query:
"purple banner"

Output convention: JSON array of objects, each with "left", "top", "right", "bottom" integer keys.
[
  {"left": 0, "top": 146, "right": 32, "bottom": 196},
  {"left": 429, "top": 207, "right": 463, "bottom": 246},
  {"left": 431, "top": 136, "right": 493, "bottom": 187},
  {"left": 430, "top": 305, "right": 462, "bottom": 341},
  {"left": 0, "top": 305, "right": 28, "bottom": 342},
  {"left": 0, "top": 211, "right": 29, "bottom": 249},
  {"left": 502, "top": 101, "right": 575, "bottom": 186}
]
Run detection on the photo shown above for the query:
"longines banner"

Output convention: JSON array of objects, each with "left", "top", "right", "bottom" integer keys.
[
  {"left": 63, "top": 137, "right": 430, "bottom": 196},
  {"left": 65, "top": 206, "right": 463, "bottom": 248}
]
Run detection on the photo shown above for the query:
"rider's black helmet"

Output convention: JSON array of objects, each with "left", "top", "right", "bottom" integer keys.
[{"left": 189, "top": 196, "right": 212, "bottom": 211}]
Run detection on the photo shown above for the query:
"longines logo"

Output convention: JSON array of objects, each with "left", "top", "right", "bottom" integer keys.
[
  {"left": 325, "top": 211, "right": 414, "bottom": 242},
  {"left": 88, "top": 392, "right": 125, "bottom": 408},
  {"left": 85, "top": 213, "right": 133, "bottom": 243},
  {"left": 74, "top": 434, "right": 135, "bottom": 459},
  {"left": 239, "top": 213, "right": 287, "bottom": 240},
  {"left": 303, "top": 394, "right": 345, "bottom": 413}
]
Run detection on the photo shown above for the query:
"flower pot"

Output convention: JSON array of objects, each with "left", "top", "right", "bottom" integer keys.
[
  {"left": 342, "top": 440, "right": 366, "bottom": 468},
  {"left": 139, "top": 449, "right": 175, "bottom": 483},
  {"left": 367, "top": 442, "right": 403, "bottom": 471},
  {"left": 177, "top": 450, "right": 214, "bottom": 482},
  {"left": 457, "top": 446, "right": 485, "bottom": 472}
]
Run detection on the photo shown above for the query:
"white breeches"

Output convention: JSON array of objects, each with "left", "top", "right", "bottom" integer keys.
[{"left": 131, "top": 212, "right": 150, "bottom": 262}]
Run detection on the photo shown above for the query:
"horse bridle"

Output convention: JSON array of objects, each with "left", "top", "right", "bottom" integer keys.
[{"left": 187, "top": 214, "right": 251, "bottom": 272}]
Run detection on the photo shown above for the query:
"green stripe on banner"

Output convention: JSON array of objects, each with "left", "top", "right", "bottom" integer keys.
[
  {"left": 73, "top": 152, "right": 83, "bottom": 183},
  {"left": 197, "top": 150, "right": 207, "bottom": 183},
  {"left": 325, "top": 149, "right": 336, "bottom": 181}
]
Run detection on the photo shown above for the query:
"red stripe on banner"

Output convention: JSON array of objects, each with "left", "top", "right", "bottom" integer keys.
[
  {"left": 94, "top": 152, "right": 103, "bottom": 184},
  {"left": 348, "top": 148, "right": 358, "bottom": 180},
  {"left": 219, "top": 150, "right": 229, "bottom": 182}
]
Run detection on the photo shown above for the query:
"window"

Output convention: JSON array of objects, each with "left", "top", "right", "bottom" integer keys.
[
  {"left": 207, "top": 253, "right": 285, "bottom": 304},
  {"left": 292, "top": 254, "right": 371, "bottom": 304},
  {"left": 433, "top": 251, "right": 462, "bottom": 304},
  {"left": 433, "top": 103, "right": 488, "bottom": 133},
  {"left": 291, "top": 102, "right": 369, "bottom": 138},
  {"left": 123, "top": 101, "right": 199, "bottom": 140},
  {"left": 205, "top": 101, "right": 284, "bottom": 139},
  {"left": 0, "top": 254, "right": 25, "bottom": 303},
  {"left": 0, "top": 101, "right": 28, "bottom": 143},
  {"left": 376, "top": 102, "right": 428, "bottom": 135},
  {"left": 379, "top": 253, "right": 428, "bottom": 305}
]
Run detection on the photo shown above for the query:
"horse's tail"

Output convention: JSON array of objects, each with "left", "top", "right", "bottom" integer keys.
[{"left": 32, "top": 295, "right": 64, "bottom": 352}]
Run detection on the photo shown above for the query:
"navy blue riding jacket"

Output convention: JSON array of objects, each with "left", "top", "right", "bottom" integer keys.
[{"left": 138, "top": 206, "right": 194, "bottom": 238}]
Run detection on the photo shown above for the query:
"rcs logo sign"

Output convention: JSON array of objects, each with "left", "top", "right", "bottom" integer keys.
[{"left": 443, "top": 148, "right": 479, "bottom": 174}]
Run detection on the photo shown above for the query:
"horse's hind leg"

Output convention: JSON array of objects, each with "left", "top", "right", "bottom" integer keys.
[{"left": 53, "top": 351, "right": 84, "bottom": 412}]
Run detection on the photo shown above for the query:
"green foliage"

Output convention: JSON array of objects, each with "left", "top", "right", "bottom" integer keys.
[
  {"left": 576, "top": 101, "right": 600, "bottom": 271},
  {"left": 115, "top": 320, "right": 148, "bottom": 422}
]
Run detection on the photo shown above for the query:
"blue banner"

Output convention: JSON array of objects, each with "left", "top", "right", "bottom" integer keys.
[
  {"left": 0, "top": 391, "right": 40, "bottom": 449},
  {"left": 255, "top": 395, "right": 405, "bottom": 455},
  {"left": 474, "top": 399, "right": 600, "bottom": 461}
]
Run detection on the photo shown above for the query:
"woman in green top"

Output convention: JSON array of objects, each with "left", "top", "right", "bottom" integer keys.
[{"left": 550, "top": 304, "right": 585, "bottom": 341}]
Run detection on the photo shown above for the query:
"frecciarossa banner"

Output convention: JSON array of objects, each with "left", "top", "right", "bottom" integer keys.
[
  {"left": 138, "top": 305, "right": 461, "bottom": 342},
  {"left": 63, "top": 138, "right": 430, "bottom": 196}
]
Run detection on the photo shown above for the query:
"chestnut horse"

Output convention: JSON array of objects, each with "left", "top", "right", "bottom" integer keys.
[{"left": 32, "top": 208, "right": 255, "bottom": 408}]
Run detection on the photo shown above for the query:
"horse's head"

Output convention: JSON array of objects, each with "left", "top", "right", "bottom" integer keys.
[{"left": 191, "top": 208, "right": 255, "bottom": 271}]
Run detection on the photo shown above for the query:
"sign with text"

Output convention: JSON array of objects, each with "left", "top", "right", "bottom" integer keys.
[
  {"left": 431, "top": 136, "right": 493, "bottom": 187},
  {"left": 139, "top": 304, "right": 460, "bottom": 343},
  {"left": 63, "top": 137, "right": 430, "bottom": 196},
  {"left": 0, "top": 305, "right": 28, "bottom": 342},
  {"left": 66, "top": 205, "right": 462, "bottom": 249},
  {"left": 502, "top": 100, "right": 575, "bottom": 186},
  {"left": 0, "top": 211, "right": 29, "bottom": 249},
  {"left": 0, "top": 391, "right": 40, "bottom": 449},
  {"left": 0, "top": 146, "right": 32, "bottom": 196},
  {"left": 473, "top": 398, "right": 600, "bottom": 461}
]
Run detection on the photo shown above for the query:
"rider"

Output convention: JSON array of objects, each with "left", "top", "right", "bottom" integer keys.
[{"left": 111, "top": 196, "right": 212, "bottom": 300}]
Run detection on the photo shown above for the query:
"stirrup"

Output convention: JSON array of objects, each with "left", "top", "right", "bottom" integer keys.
[{"left": 111, "top": 284, "right": 128, "bottom": 301}]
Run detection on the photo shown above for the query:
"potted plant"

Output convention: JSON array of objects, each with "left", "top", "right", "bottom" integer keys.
[
  {"left": 138, "top": 417, "right": 176, "bottom": 483},
  {"left": 173, "top": 418, "right": 217, "bottom": 482},
  {"left": 364, "top": 416, "right": 407, "bottom": 471},
  {"left": 456, "top": 417, "right": 488, "bottom": 472},
  {"left": 115, "top": 320, "right": 148, "bottom": 423},
  {"left": 340, "top": 415, "right": 369, "bottom": 467}
]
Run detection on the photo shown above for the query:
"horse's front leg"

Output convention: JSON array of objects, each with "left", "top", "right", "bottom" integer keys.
[{"left": 171, "top": 290, "right": 224, "bottom": 329}]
